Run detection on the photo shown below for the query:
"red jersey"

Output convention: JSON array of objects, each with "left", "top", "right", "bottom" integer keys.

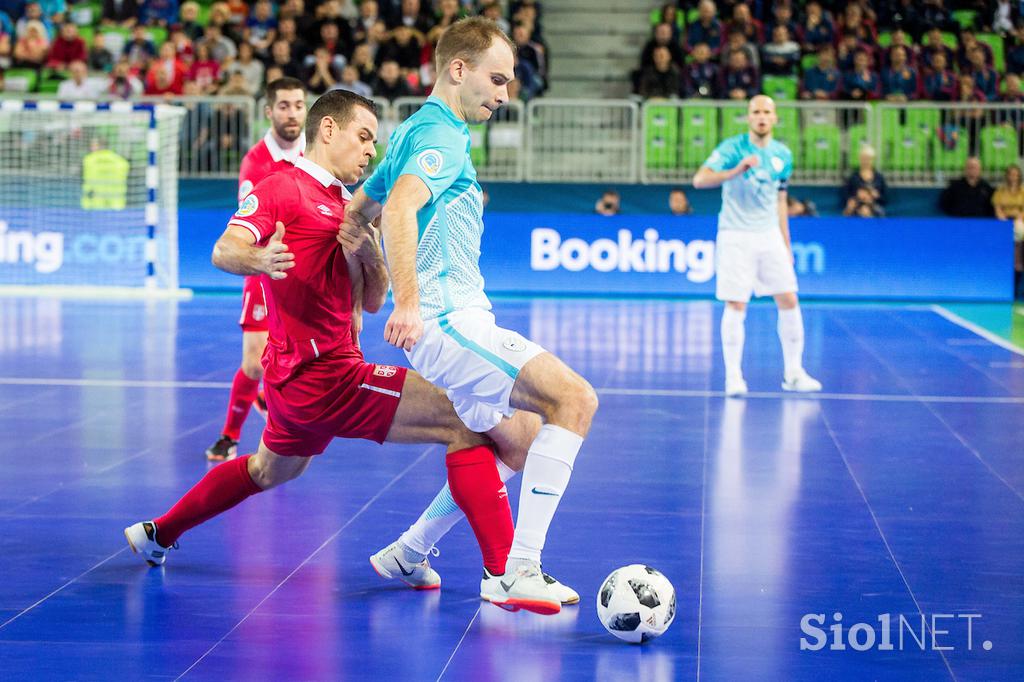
[
  {"left": 237, "top": 130, "right": 305, "bottom": 202},
  {"left": 227, "top": 158, "right": 356, "bottom": 386}
]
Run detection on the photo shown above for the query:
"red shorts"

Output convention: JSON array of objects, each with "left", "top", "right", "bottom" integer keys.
[
  {"left": 261, "top": 352, "right": 407, "bottom": 457},
  {"left": 239, "top": 276, "right": 269, "bottom": 333}
]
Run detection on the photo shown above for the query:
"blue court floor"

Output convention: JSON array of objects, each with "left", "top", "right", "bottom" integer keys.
[{"left": 0, "top": 296, "right": 1021, "bottom": 681}]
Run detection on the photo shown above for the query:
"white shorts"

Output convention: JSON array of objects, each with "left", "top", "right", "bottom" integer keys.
[
  {"left": 406, "top": 308, "right": 547, "bottom": 433},
  {"left": 715, "top": 229, "right": 799, "bottom": 303}
]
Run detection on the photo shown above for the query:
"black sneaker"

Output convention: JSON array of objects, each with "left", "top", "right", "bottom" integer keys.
[{"left": 205, "top": 435, "right": 238, "bottom": 461}]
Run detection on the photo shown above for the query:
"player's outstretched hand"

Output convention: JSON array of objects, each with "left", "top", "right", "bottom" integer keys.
[
  {"left": 336, "top": 214, "right": 378, "bottom": 262},
  {"left": 260, "top": 222, "right": 295, "bottom": 280},
  {"left": 385, "top": 305, "right": 423, "bottom": 351}
]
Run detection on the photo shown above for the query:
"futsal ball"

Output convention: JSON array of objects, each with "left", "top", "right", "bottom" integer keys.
[{"left": 597, "top": 564, "right": 676, "bottom": 644}]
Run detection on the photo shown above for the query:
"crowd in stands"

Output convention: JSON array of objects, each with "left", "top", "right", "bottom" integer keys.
[
  {"left": 0, "top": 0, "right": 549, "bottom": 102},
  {"left": 634, "top": 0, "right": 1024, "bottom": 103}
]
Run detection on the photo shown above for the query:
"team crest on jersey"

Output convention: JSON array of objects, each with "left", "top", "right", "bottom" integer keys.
[
  {"left": 502, "top": 335, "right": 527, "bottom": 352},
  {"left": 316, "top": 204, "right": 333, "bottom": 216},
  {"left": 236, "top": 193, "right": 259, "bottom": 217},
  {"left": 252, "top": 305, "right": 266, "bottom": 322},
  {"left": 238, "top": 180, "right": 254, "bottom": 202},
  {"left": 771, "top": 156, "right": 784, "bottom": 173},
  {"left": 417, "top": 150, "right": 444, "bottom": 176},
  {"left": 374, "top": 365, "right": 398, "bottom": 378}
]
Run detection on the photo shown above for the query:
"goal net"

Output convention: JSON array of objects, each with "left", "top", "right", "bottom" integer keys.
[{"left": 0, "top": 100, "right": 186, "bottom": 295}]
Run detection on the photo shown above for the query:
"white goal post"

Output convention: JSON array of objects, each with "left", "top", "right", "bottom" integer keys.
[{"left": 0, "top": 100, "right": 189, "bottom": 297}]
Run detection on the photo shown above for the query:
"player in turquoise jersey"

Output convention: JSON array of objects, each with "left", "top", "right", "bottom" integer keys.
[
  {"left": 693, "top": 95, "right": 822, "bottom": 397},
  {"left": 343, "top": 18, "right": 596, "bottom": 616}
]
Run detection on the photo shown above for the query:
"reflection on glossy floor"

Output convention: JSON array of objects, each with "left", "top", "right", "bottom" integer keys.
[{"left": 0, "top": 297, "right": 1021, "bottom": 681}]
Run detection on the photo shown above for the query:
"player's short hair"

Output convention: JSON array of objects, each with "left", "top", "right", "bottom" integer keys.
[
  {"left": 305, "top": 89, "right": 377, "bottom": 146},
  {"left": 434, "top": 16, "right": 515, "bottom": 74},
  {"left": 265, "top": 77, "right": 306, "bottom": 106}
]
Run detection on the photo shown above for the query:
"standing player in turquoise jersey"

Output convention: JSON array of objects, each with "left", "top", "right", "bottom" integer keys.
[
  {"left": 693, "top": 95, "right": 822, "bottom": 397},
  {"left": 343, "top": 17, "right": 598, "bottom": 616}
]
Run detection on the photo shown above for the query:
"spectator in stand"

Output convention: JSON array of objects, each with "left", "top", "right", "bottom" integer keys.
[
  {"left": 884, "top": 0, "right": 924, "bottom": 40},
  {"left": 762, "top": 24, "right": 800, "bottom": 76},
  {"left": 595, "top": 189, "right": 620, "bottom": 216},
  {"left": 684, "top": 41, "right": 719, "bottom": 98},
  {"left": 378, "top": 23, "right": 423, "bottom": 71},
  {"left": 886, "top": 29, "right": 919, "bottom": 67},
  {"left": 638, "top": 44, "right": 680, "bottom": 99},
  {"left": 101, "top": 0, "right": 139, "bottom": 29},
  {"left": 512, "top": 0, "right": 543, "bottom": 41},
  {"left": 957, "top": 28, "right": 992, "bottom": 70},
  {"left": 920, "top": 0, "right": 957, "bottom": 34},
  {"left": 315, "top": 1, "right": 355, "bottom": 52},
  {"left": 246, "top": 0, "right": 277, "bottom": 58},
  {"left": 56, "top": 58, "right": 97, "bottom": 97},
  {"left": 188, "top": 41, "right": 221, "bottom": 94},
  {"left": 167, "top": 24, "right": 193, "bottom": 61},
  {"left": 800, "top": 1, "right": 834, "bottom": 52},
  {"left": 843, "top": 144, "right": 887, "bottom": 217},
  {"left": 107, "top": 56, "right": 142, "bottom": 97},
  {"left": 719, "top": 47, "right": 759, "bottom": 100},
  {"left": 641, "top": 22, "right": 683, "bottom": 70},
  {"left": 767, "top": 2, "right": 799, "bottom": 43},
  {"left": 350, "top": 41, "right": 376, "bottom": 84},
  {"left": 837, "top": 3, "right": 876, "bottom": 52},
  {"left": 305, "top": 45, "right": 342, "bottom": 94},
  {"left": 202, "top": 22, "right": 237, "bottom": 62},
  {"left": 333, "top": 63, "right": 372, "bottom": 98},
  {"left": 87, "top": 32, "right": 113, "bottom": 72},
  {"left": 801, "top": 45, "right": 841, "bottom": 99},
  {"left": 724, "top": 28, "right": 758, "bottom": 70},
  {"left": 687, "top": 0, "right": 722, "bottom": 56},
  {"left": 45, "top": 21, "right": 85, "bottom": 69},
  {"left": 835, "top": 31, "right": 862, "bottom": 72},
  {"left": 1003, "top": 72, "right": 1023, "bottom": 102},
  {"left": 268, "top": 37, "right": 301, "bottom": 79},
  {"left": 12, "top": 19, "right": 47, "bottom": 67},
  {"left": 653, "top": 2, "right": 682, "bottom": 43},
  {"left": 314, "top": 21, "right": 348, "bottom": 69},
  {"left": 178, "top": 1, "right": 202, "bottom": 41},
  {"left": 967, "top": 46, "right": 1000, "bottom": 101},
  {"left": 218, "top": 68, "right": 251, "bottom": 96},
  {"left": 124, "top": 23, "right": 156, "bottom": 65},
  {"left": 842, "top": 49, "right": 880, "bottom": 100},
  {"left": 275, "top": 17, "right": 309, "bottom": 64},
  {"left": 922, "top": 26, "right": 954, "bottom": 72},
  {"left": 389, "top": 0, "right": 432, "bottom": 34},
  {"left": 139, "top": 0, "right": 179, "bottom": 27},
  {"left": 427, "top": 0, "right": 465, "bottom": 47},
  {"left": 514, "top": 58, "right": 543, "bottom": 100},
  {"left": 479, "top": 2, "right": 509, "bottom": 36},
  {"left": 1006, "top": 22, "right": 1024, "bottom": 76},
  {"left": 223, "top": 40, "right": 264, "bottom": 96},
  {"left": 263, "top": 64, "right": 283, "bottom": 84},
  {"left": 511, "top": 21, "right": 546, "bottom": 92},
  {"left": 726, "top": 3, "right": 763, "bottom": 45},
  {"left": 144, "top": 39, "right": 185, "bottom": 95},
  {"left": 16, "top": 3, "right": 52, "bottom": 39},
  {"left": 0, "top": 28, "right": 9, "bottom": 68},
  {"left": 881, "top": 46, "right": 920, "bottom": 101},
  {"left": 992, "top": 163, "right": 1024, "bottom": 297},
  {"left": 924, "top": 50, "right": 956, "bottom": 100},
  {"left": 669, "top": 188, "right": 692, "bottom": 216},
  {"left": 38, "top": 0, "right": 65, "bottom": 23},
  {"left": 940, "top": 157, "right": 995, "bottom": 217},
  {"left": 352, "top": 0, "right": 380, "bottom": 44},
  {"left": 371, "top": 58, "right": 409, "bottom": 101},
  {"left": 224, "top": 0, "right": 247, "bottom": 27}
]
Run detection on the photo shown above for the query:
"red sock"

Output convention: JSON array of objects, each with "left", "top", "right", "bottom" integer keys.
[
  {"left": 446, "top": 445, "right": 514, "bottom": 576},
  {"left": 222, "top": 368, "right": 260, "bottom": 440},
  {"left": 154, "top": 455, "right": 263, "bottom": 547}
]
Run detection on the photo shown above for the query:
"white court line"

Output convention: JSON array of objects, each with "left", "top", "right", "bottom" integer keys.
[
  {"left": 0, "top": 378, "right": 232, "bottom": 389},
  {"left": 436, "top": 606, "right": 481, "bottom": 682},
  {"left": 175, "top": 446, "right": 434, "bottom": 681},
  {"left": 931, "top": 305, "right": 1024, "bottom": 357}
]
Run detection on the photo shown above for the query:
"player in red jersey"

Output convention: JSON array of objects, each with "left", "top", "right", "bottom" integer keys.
[
  {"left": 205, "top": 77, "right": 309, "bottom": 462},
  {"left": 125, "top": 92, "right": 509, "bottom": 592}
]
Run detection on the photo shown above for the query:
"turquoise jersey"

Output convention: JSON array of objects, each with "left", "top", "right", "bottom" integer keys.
[
  {"left": 703, "top": 133, "right": 793, "bottom": 233},
  {"left": 363, "top": 96, "right": 489, "bottom": 320}
]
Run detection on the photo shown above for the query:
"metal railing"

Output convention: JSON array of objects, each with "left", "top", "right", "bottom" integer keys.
[{"left": 526, "top": 99, "right": 640, "bottom": 183}]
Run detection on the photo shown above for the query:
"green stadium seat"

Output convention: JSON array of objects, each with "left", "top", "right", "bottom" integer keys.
[
  {"left": 762, "top": 75, "right": 798, "bottom": 101},
  {"left": 939, "top": 32, "right": 958, "bottom": 50},
  {"left": 932, "top": 130, "right": 969, "bottom": 172},
  {"left": 952, "top": 10, "right": 977, "bottom": 30},
  {"left": 800, "top": 53, "right": 818, "bottom": 71},
  {"left": 681, "top": 105, "right": 718, "bottom": 167},
  {"left": 38, "top": 76, "right": 64, "bottom": 94},
  {"left": 888, "top": 127, "right": 929, "bottom": 171},
  {"left": 644, "top": 105, "right": 680, "bottom": 169},
  {"left": 721, "top": 105, "right": 748, "bottom": 138},
  {"left": 146, "top": 26, "right": 168, "bottom": 48},
  {"left": 905, "top": 108, "right": 940, "bottom": 140},
  {"left": 3, "top": 68, "right": 38, "bottom": 92},
  {"left": 877, "top": 32, "right": 892, "bottom": 48},
  {"left": 648, "top": 7, "right": 685, "bottom": 30},
  {"left": 976, "top": 33, "right": 1005, "bottom": 72},
  {"left": 980, "top": 125, "right": 1019, "bottom": 172},
  {"left": 802, "top": 125, "right": 841, "bottom": 173},
  {"left": 77, "top": 24, "right": 94, "bottom": 47},
  {"left": 847, "top": 124, "right": 869, "bottom": 163},
  {"left": 803, "top": 107, "right": 838, "bottom": 128}
]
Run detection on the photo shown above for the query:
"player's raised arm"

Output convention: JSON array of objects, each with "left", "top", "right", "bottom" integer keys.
[
  {"left": 379, "top": 173, "right": 432, "bottom": 350},
  {"left": 692, "top": 153, "right": 760, "bottom": 189},
  {"left": 212, "top": 222, "right": 295, "bottom": 279}
]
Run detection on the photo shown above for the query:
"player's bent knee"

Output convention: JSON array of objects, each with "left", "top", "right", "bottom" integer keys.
[{"left": 241, "top": 361, "right": 263, "bottom": 381}]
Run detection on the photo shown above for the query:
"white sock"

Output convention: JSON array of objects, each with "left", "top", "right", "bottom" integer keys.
[
  {"left": 777, "top": 306, "right": 804, "bottom": 379},
  {"left": 509, "top": 424, "right": 584, "bottom": 564},
  {"left": 721, "top": 306, "right": 746, "bottom": 378},
  {"left": 399, "top": 455, "right": 516, "bottom": 557}
]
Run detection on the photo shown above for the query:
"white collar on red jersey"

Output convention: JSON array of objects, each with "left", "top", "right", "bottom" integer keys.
[
  {"left": 295, "top": 157, "right": 353, "bottom": 200},
  {"left": 264, "top": 129, "right": 305, "bottom": 164}
]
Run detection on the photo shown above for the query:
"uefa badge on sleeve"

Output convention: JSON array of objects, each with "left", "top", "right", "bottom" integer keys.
[
  {"left": 417, "top": 150, "right": 443, "bottom": 177},
  {"left": 502, "top": 335, "right": 527, "bottom": 352},
  {"left": 236, "top": 193, "right": 259, "bottom": 217}
]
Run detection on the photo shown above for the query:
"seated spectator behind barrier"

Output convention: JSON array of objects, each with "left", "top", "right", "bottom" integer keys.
[
  {"left": 595, "top": 189, "right": 620, "bottom": 216},
  {"left": 640, "top": 21, "right": 683, "bottom": 71},
  {"left": 686, "top": 0, "right": 722, "bottom": 56},
  {"left": 993, "top": 164, "right": 1024, "bottom": 241},
  {"left": 1006, "top": 22, "right": 1024, "bottom": 76},
  {"left": 12, "top": 19, "right": 47, "bottom": 68},
  {"left": 188, "top": 41, "right": 221, "bottom": 94},
  {"left": 144, "top": 40, "right": 185, "bottom": 95},
  {"left": 842, "top": 49, "right": 880, "bottom": 100},
  {"left": 267, "top": 38, "right": 301, "bottom": 79},
  {"left": 669, "top": 188, "right": 692, "bottom": 216},
  {"left": 107, "top": 56, "right": 142, "bottom": 97},
  {"left": 766, "top": 2, "right": 798, "bottom": 48},
  {"left": 140, "top": 0, "right": 180, "bottom": 27},
  {"left": 787, "top": 194, "right": 818, "bottom": 217},
  {"left": 305, "top": 45, "right": 343, "bottom": 94},
  {"left": 638, "top": 45, "right": 681, "bottom": 99},
  {"left": 56, "top": 58, "right": 98, "bottom": 98},
  {"left": 966, "top": 46, "right": 999, "bottom": 101},
  {"left": 46, "top": 21, "right": 85, "bottom": 69},
  {"left": 800, "top": 1, "right": 834, "bottom": 53},
  {"left": 684, "top": 42, "right": 718, "bottom": 98},
  {"left": 726, "top": 2, "right": 763, "bottom": 46},
  {"left": 124, "top": 23, "right": 156, "bottom": 66},
  {"left": 179, "top": 0, "right": 203, "bottom": 41},
  {"left": 16, "top": 3, "right": 53, "bottom": 40},
  {"left": 801, "top": 45, "right": 841, "bottom": 99},
  {"left": 332, "top": 63, "right": 372, "bottom": 99},
  {"left": 101, "top": 0, "right": 140, "bottom": 29},
  {"left": 223, "top": 40, "right": 264, "bottom": 96},
  {"left": 724, "top": 29, "right": 758, "bottom": 70},
  {"left": 843, "top": 144, "right": 887, "bottom": 217},
  {"left": 479, "top": 3, "right": 510, "bottom": 37},
  {"left": 87, "top": 32, "right": 113, "bottom": 72},
  {"left": 246, "top": 0, "right": 277, "bottom": 57},
  {"left": 881, "top": 46, "right": 920, "bottom": 101},
  {"left": 940, "top": 157, "right": 995, "bottom": 217},
  {"left": 372, "top": 58, "right": 410, "bottom": 101},
  {"left": 923, "top": 50, "right": 956, "bottom": 100},
  {"left": 762, "top": 24, "right": 800, "bottom": 76},
  {"left": 922, "top": 26, "right": 954, "bottom": 72},
  {"left": 720, "top": 48, "right": 759, "bottom": 100}
]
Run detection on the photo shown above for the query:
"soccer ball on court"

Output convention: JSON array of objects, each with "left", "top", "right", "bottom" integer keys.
[{"left": 596, "top": 564, "right": 676, "bottom": 643}]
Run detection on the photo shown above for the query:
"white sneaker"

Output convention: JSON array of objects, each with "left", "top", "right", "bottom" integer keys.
[
  {"left": 725, "top": 374, "right": 748, "bottom": 397},
  {"left": 479, "top": 562, "right": 561, "bottom": 615},
  {"left": 782, "top": 370, "right": 822, "bottom": 392},
  {"left": 124, "top": 521, "right": 176, "bottom": 567},
  {"left": 480, "top": 568, "right": 579, "bottom": 606},
  {"left": 369, "top": 541, "right": 441, "bottom": 590}
]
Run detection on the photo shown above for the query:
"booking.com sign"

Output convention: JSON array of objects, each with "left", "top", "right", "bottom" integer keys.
[{"left": 0, "top": 220, "right": 147, "bottom": 275}]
